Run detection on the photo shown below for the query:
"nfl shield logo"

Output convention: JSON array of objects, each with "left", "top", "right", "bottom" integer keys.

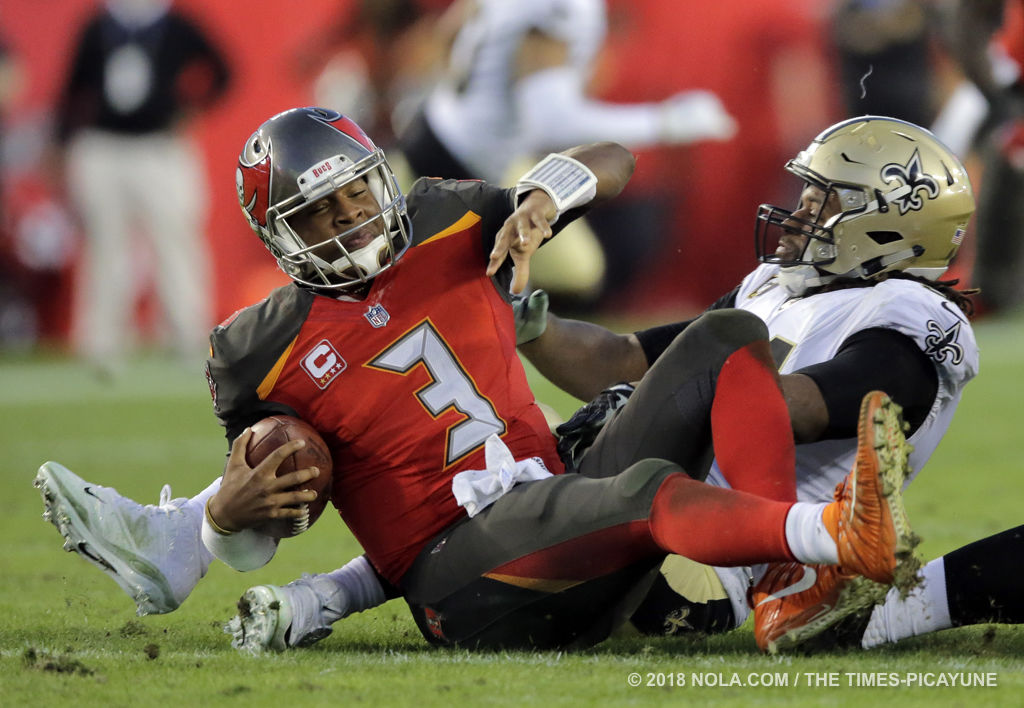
[{"left": 364, "top": 304, "right": 390, "bottom": 328}]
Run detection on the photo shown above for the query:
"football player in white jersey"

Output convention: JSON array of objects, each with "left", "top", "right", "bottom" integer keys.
[
  {"left": 396, "top": 0, "right": 737, "bottom": 301},
  {"left": 398, "top": 0, "right": 736, "bottom": 183},
  {"left": 528, "top": 115, "right": 984, "bottom": 652}
]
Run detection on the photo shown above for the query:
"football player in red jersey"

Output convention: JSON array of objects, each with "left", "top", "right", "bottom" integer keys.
[
  {"left": 222, "top": 115, "right": 1014, "bottom": 655},
  {"left": 38, "top": 107, "right": 916, "bottom": 652},
  {"left": 209, "top": 107, "right": 918, "bottom": 650}
]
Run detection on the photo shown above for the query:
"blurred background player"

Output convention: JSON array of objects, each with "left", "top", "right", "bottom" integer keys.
[
  {"left": 397, "top": 0, "right": 736, "bottom": 182},
  {"left": 828, "top": 0, "right": 939, "bottom": 128},
  {"left": 54, "top": 0, "right": 230, "bottom": 376},
  {"left": 291, "top": 0, "right": 451, "bottom": 149},
  {"left": 394, "top": 0, "right": 737, "bottom": 306},
  {"left": 0, "top": 25, "right": 32, "bottom": 348},
  {"left": 932, "top": 0, "right": 1024, "bottom": 314}
]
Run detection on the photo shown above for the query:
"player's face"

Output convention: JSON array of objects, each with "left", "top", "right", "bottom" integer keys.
[
  {"left": 287, "top": 177, "right": 384, "bottom": 258},
  {"left": 775, "top": 184, "right": 841, "bottom": 263}
]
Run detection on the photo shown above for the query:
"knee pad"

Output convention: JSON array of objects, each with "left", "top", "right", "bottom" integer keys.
[
  {"left": 666, "top": 309, "right": 768, "bottom": 366},
  {"left": 609, "top": 459, "right": 681, "bottom": 506}
]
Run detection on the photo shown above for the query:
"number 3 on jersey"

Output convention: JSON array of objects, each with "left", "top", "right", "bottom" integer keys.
[{"left": 369, "top": 320, "right": 505, "bottom": 466}]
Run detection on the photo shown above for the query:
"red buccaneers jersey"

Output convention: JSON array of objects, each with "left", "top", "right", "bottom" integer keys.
[{"left": 206, "top": 178, "right": 562, "bottom": 585}]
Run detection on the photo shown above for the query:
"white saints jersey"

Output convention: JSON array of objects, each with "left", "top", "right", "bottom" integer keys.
[
  {"left": 707, "top": 263, "right": 979, "bottom": 503},
  {"left": 707, "top": 264, "right": 979, "bottom": 625},
  {"left": 425, "top": 0, "right": 606, "bottom": 182}
]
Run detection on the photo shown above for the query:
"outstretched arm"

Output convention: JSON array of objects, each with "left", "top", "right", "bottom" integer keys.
[
  {"left": 519, "top": 313, "right": 647, "bottom": 402},
  {"left": 487, "top": 142, "right": 634, "bottom": 293}
]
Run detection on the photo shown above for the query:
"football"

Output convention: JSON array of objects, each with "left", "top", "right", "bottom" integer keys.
[{"left": 245, "top": 415, "right": 333, "bottom": 538}]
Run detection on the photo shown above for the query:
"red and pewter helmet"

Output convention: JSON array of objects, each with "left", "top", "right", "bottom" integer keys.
[{"left": 235, "top": 107, "right": 410, "bottom": 289}]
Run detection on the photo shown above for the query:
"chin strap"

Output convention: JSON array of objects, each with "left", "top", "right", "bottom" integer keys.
[
  {"left": 858, "top": 246, "right": 924, "bottom": 277},
  {"left": 308, "top": 234, "right": 390, "bottom": 282},
  {"left": 780, "top": 246, "right": 926, "bottom": 296},
  {"left": 777, "top": 265, "right": 836, "bottom": 296}
]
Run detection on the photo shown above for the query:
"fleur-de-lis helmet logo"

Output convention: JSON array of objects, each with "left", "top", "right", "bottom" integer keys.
[{"left": 881, "top": 148, "right": 940, "bottom": 215}]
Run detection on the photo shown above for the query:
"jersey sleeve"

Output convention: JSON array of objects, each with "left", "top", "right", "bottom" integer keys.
[
  {"left": 204, "top": 285, "right": 314, "bottom": 444},
  {"left": 844, "top": 279, "right": 979, "bottom": 391},
  {"left": 814, "top": 279, "right": 979, "bottom": 433},
  {"left": 407, "top": 178, "right": 513, "bottom": 245},
  {"left": 405, "top": 175, "right": 598, "bottom": 301},
  {"left": 406, "top": 177, "right": 517, "bottom": 294}
]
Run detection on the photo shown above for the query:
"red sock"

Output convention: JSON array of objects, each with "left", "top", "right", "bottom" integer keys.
[
  {"left": 648, "top": 472, "right": 795, "bottom": 566},
  {"left": 711, "top": 342, "right": 796, "bottom": 501}
]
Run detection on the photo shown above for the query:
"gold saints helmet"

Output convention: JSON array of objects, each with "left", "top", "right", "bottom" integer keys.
[{"left": 756, "top": 115, "right": 975, "bottom": 282}]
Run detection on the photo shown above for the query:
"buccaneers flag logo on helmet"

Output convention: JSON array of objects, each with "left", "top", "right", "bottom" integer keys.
[{"left": 236, "top": 134, "right": 272, "bottom": 231}]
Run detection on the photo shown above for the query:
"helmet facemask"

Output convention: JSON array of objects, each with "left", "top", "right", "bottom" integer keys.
[
  {"left": 755, "top": 178, "right": 851, "bottom": 295},
  {"left": 236, "top": 107, "right": 412, "bottom": 292},
  {"left": 755, "top": 189, "right": 840, "bottom": 271},
  {"left": 269, "top": 149, "right": 409, "bottom": 290}
]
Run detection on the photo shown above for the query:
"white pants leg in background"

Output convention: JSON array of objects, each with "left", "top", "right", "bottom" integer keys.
[{"left": 67, "top": 129, "right": 211, "bottom": 371}]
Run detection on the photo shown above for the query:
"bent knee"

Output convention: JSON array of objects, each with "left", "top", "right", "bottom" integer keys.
[
  {"left": 610, "top": 458, "right": 682, "bottom": 503},
  {"left": 663, "top": 309, "right": 767, "bottom": 366}
]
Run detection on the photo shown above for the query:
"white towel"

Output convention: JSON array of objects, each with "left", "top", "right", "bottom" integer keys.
[{"left": 451, "top": 434, "right": 553, "bottom": 517}]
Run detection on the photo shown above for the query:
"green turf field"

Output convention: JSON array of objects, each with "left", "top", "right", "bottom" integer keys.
[{"left": 3, "top": 312, "right": 1024, "bottom": 707}]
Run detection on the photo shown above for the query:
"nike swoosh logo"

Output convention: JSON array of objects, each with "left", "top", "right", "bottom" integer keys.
[
  {"left": 83, "top": 486, "right": 102, "bottom": 500},
  {"left": 756, "top": 566, "right": 817, "bottom": 607}
]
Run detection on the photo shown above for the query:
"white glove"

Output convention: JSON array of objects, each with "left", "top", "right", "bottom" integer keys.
[
  {"left": 512, "top": 289, "right": 549, "bottom": 345},
  {"left": 658, "top": 90, "right": 737, "bottom": 144}
]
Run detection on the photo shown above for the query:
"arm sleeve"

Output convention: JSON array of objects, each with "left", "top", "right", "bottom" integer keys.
[
  {"left": 201, "top": 516, "right": 279, "bottom": 571},
  {"left": 516, "top": 66, "right": 666, "bottom": 150},
  {"left": 797, "top": 328, "right": 938, "bottom": 439},
  {"left": 633, "top": 288, "right": 739, "bottom": 365}
]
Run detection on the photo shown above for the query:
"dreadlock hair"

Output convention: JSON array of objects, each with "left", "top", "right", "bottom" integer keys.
[{"left": 806, "top": 271, "right": 978, "bottom": 318}]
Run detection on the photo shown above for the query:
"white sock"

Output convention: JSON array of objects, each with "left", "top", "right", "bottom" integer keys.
[
  {"left": 321, "top": 555, "right": 387, "bottom": 621},
  {"left": 861, "top": 558, "right": 951, "bottom": 648},
  {"left": 784, "top": 502, "right": 838, "bottom": 565}
]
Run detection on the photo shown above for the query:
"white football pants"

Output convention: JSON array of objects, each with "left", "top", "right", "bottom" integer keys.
[{"left": 66, "top": 129, "right": 211, "bottom": 370}]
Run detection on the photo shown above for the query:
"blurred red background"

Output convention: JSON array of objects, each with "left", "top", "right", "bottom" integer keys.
[{"left": 2, "top": 0, "right": 842, "bottom": 345}]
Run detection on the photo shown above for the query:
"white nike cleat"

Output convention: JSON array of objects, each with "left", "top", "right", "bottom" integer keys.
[
  {"left": 34, "top": 461, "right": 208, "bottom": 615},
  {"left": 225, "top": 574, "right": 343, "bottom": 653}
]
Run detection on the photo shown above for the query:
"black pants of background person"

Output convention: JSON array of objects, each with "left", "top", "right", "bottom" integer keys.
[{"left": 972, "top": 141, "right": 1024, "bottom": 313}]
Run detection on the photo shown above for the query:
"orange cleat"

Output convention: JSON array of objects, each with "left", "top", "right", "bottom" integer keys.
[
  {"left": 822, "top": 391, "right": 920, "bottom": 588},
  {"left": 751, "top": 561, "right": 887, "bottom": 653}
]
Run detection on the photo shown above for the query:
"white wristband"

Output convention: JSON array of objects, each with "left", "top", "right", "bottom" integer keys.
[
  {"left": 514, "top": 153, "right": 598, "bottom": 225},
  {"left": 201, "top": 515, "right": 279, "bottom": 572}
]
